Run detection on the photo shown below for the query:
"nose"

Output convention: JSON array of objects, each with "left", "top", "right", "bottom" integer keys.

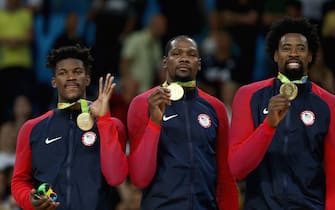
[
  {"left": 67, "top": 71, "right": 75, "bottom": 80},
  {"left": 289, "top": 47, "right": 299, "bottom": 56},
  {"left": 179, "top": 54, "right": 190, "bottom": 63}
]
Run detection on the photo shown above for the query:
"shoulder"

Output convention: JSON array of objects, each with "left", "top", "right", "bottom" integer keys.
[
  {"left": 198, "top": 88, "right": 224, "bottom": 108},
  {"left": 21, "top": 110, "right": 54, "bottom": 131},
  {"left": 311, "top": 82, "right": 335, "bottom": 105},
  {"left": 235, "top": 78, "right": 274, "bottom": 98}
]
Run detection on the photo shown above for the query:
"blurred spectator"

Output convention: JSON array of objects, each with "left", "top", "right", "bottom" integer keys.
[
  {"left": 0, "top": 95, "right": 32, "bottom": 154},
  {"left": 52, "top": 12, "right": 87, "bottom": 49},
  {"left": 262, "top": 0, "right": 287, "bottom": 33},
  {"left": 157, "top": 0, "right": 208, "bottom": 44},
  {"left": 262, "top": 0, "right": 303, "bottom": 33},
  {"left": 216, "top": 0, "right": 263, "bottom": 85},
  {"left": 120, "top": 14, "right": 167, "bottom": 92},
  {"left": 0, "top": 0, "right": 34, "bottom": 124},
  {"left": 308, "top": 48, "right": 335, "bottom": 94},
  {"left": 300, "top": 0, "right": 330, "bottom": 27},
  {"left": 0, "top": 165, "right": 19, "bottom": 210},
  {"left": 88, "top": 0, "right": 137, "bottom": 84},
  {"left": 199, "top": 30, "right": 240, "bottom": 121},
  {"left": 0, "top": 95, "right": 30, "bottom": 210}
]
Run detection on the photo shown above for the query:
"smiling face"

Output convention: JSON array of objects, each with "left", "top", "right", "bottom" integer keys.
[
  {"left": 163, "top": 37, "right": 201, "bottom": 83},
  {"left": 51, "top": 58, "right": 90, "bottom": 103},
  {"left": 274, "top": 33, "right": 312, "bottom": 80}
]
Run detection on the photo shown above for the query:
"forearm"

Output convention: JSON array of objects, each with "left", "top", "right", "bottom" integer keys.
[
  {"left": 98, "top": 117, "right": 128, "bottom": 186},
  {"left": 229, "top": 118, "right": 275, "bottom": 180},
  {"left": 128, "top": 119, "right": 160, "bottom": 189}
]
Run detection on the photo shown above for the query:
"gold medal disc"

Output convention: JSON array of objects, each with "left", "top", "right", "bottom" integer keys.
[
  {"left": 167, "top": 83, "right": 184, "bottom": 101},
  {"left": 77, "top": 112, "right": 94, "bottom": 131},
  {"left": 279, "top": 83, "right": 298, "bottom": 100}
]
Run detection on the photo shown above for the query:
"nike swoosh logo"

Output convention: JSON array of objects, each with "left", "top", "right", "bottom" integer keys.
[
  {"left": 163, "top": 114, "right": 178, "bottom": 121},
  {"left": 45, "top": 136, "right": 62, "bottom": 144},
  {"left": 263, "top": 108, "right": 269, "bottom": 115}
]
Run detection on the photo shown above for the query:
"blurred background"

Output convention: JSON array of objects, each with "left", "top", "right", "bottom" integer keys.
[{"left": 1, "top": 0, "right": 335, "bottom": 209}]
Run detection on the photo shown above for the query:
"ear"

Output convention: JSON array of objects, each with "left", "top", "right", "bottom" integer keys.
[
  {"left": 85, "top": 75, "right": 91, "bottom": 87},
  {"left": 308, "top": 52, "right": 312, "bottom": 63},
  {"left": 162, "top": 56, "right": 168, "bottom": 70},
  {"left": 198, "top": 58, "right": 201, "bottom": 71},
  {"left": 274, "top": 51, "right": 278, "bottom": 63},
  {"left": 51, "top": 77, "right": 57, "bottom": 88}
]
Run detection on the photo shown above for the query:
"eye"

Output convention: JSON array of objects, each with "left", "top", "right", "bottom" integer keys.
[
  {"left": 298, "top": 46, "right": 306, "bottom": 52},
  {"left": 282, "top": 46, "right": 291, "bottom": 51},
  {"left": 171, "top": 51, "right": 179, "bottom": 56},
  {"left": 57, "top": 71, "right": 66, "bottom": 76},
  {"left": 190, "top": 52, "right": 198, "bottom": 57}
]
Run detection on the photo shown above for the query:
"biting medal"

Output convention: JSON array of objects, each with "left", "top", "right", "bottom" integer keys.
[
  {"left": 77, "top": 112, "right": 94, "bottom": 131},
  {"left": 167, "top": 83, "right": 184, "bottom": 101},
  {"left": 279, "top": 82, "right": 298, "bottom": 100}
]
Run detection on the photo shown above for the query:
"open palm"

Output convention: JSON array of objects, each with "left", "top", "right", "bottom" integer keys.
[{"left": 90, "top": 73, "right": 115, "bottom": 117}]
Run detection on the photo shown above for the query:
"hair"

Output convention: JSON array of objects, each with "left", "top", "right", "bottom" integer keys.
[
  {"left": 266, "top": 17, "right": 320, "bottom": 65},
  {"left": 164, "top": 35, "right": 198, "bottom": 56},
  {"left": 46, "top": 45, "right": 94, "bottom": 75}
]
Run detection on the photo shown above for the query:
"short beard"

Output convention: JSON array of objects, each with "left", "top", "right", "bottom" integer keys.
[{"left": 283, "top": 62, "right": 305, "bottom": 81}]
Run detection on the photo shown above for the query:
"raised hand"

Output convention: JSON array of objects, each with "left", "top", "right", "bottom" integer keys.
[
  {"left": 147, "top": 87, "right": 171, "bottom": 125},
  {"left": 267, "top": 94, "right": 291, "bottom": 128},
  {"left": 90, "top": 73, "right": 116, "bottom": 117}
]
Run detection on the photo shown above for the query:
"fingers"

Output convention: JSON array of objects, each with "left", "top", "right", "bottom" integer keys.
[
  {"left": 30, "top": 189, "right": 59, "bottom": 210},
  {"left": 268, "top": 94, "right": 291, "bottom": 112},
  {"left": 99, "top": 73, "right": 115, "bottom": 96},
  {"left": 267, "top": 94, "right": 291, "bottom": 128},
  {"left": 148, "top": 87, "right": 171, "bottom": 108},
  {"left": 97, "top": 73, "right": 116, "bottom": 100}
]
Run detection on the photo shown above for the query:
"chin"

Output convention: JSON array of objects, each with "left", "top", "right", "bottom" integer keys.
[
  {"left": 283, "top": 69, "right": 304, "bottom": 81},
  {"left": 175, "top": 75, "right": 193, "bottom": 82},
  {"left": 64, "top": 95, "right": 81, "bottom": 103}
]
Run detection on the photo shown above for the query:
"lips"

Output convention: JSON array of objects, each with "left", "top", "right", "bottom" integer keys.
[
  {"left": 286, "top": 60, "right": 302, "bottom": 69},
  {"left": 176, "top": 64, "right": 191, "bottom": 71},
  {"left": 65, "top": 83, "right": 79, "bottom": 89}
]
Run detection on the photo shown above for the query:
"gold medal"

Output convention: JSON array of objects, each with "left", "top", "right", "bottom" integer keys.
[
  {"left": 167, "top": 83, "right": 184, "bottom": 101},
  {"left": 279, "top": 82, "right": 298, "bottom": 100},
  {"left": 77, "top": 112, "right": 94, "bottom": 131}
]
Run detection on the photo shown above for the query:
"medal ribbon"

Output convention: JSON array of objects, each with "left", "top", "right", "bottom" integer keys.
[
  {"left": 57, "top": 99, "right": 92, "bottom": 111},
  {"left": 79, "top": 99, "right": 90, "bottom": 114},
  {"left": 162, "top": 80, "right": 196, "bottom": 88},
  {"left": 57, "top": 102, "right": 77, "bottom": 109},
  {"left": 277, "top": 72, "right": 308, "bottom": 84}
]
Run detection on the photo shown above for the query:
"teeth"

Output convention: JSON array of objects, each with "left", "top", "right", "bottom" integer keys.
[{"left": 288, "top": 63, "right": 299, "bottom": 68}]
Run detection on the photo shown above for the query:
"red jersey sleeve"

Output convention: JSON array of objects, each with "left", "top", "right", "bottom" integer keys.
[
  {"left": 229, "top": 84, "right": 276, "bottom": 180},
  {"left": 11, "top": 111, "right": 53, "bottom": 210},
  {"left": 98, "top": 113, "right": 128, "bottom": 186},
  {"left": 313, "top": 84, "right": 335, "bottom": 209},
  {"left": 127, "top": 90, "right": 161, "bottom": 189}
]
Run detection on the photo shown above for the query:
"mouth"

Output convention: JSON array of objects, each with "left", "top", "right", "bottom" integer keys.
[
  {"left": 286, "top": 60, "right": 302, "bottom": 69},
  {"left": 176, "top": 64, "right": 191, "bottom": 71},
  {"left": 65, "top": 83, "right": 79, "bottom": 89}
]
